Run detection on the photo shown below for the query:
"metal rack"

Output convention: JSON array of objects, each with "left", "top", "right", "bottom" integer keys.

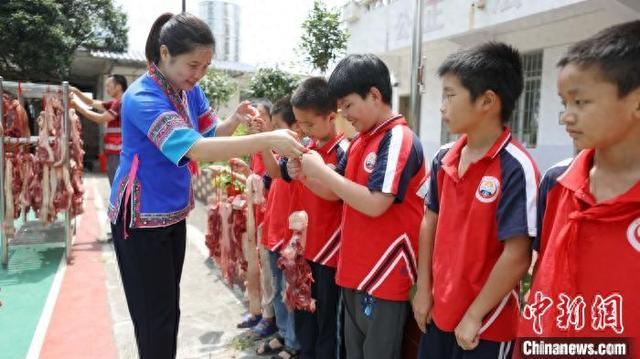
[{"left": 1, "top": 77, "right": 73, "bottom": 267}]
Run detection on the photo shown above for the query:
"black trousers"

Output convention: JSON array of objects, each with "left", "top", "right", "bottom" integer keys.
[
  {"left": 418, "top": 321, "right": 514, "bottom": 359},
  {"left": 342, "top": 288, "right": 408, "bottom": 359},
  {"left": 112, "top": 208, "right": 186, "bottom": 359},
  {"left": 294, "top": 261, "right": 341, "bottom": 359}
]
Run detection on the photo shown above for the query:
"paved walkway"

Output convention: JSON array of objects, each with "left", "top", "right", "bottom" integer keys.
[{"left": 0, "top": 174, "right": 264, "bottom": 358}]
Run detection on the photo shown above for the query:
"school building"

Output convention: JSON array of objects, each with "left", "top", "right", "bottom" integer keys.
[{"left": 342, "top": 0, "right": 639, "bottom": 170}]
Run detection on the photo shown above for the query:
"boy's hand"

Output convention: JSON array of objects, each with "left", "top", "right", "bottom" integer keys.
[
  {"left": 411, "top": 287, "right": 433, "bottom": 333},
  {"left": 248, "top": 117, "right": 268, "bottom": 134},
  {"left": 454, "top": 312, "right": 481, "bottom": 350},
  {"left": 229, "top": 158, "right": 251, "bottom": 176},
  {"left": 301, "top": 150, "right": 325, "bottom": 179},
  {"left": 287, "top": 158, "right": 304, "bottom": 179},
  {"left": 232, "top": 100, "right": 259, "bottom": 124}
]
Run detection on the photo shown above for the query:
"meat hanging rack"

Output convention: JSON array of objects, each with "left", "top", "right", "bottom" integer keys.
[{"left": 1, "top": 77, "right": 75, "bottom": 267}]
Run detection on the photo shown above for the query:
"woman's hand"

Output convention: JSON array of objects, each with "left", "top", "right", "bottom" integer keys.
[{"left": 268, "top": 129, "right": 306, "bottom": 158}]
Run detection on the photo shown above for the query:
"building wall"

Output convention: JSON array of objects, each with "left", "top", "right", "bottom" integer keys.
[{"left": 344, "top": 0, "right": 639, "bottom": 170}]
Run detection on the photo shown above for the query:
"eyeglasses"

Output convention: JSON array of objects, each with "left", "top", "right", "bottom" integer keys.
[{"left": 441, "top": 93, "right": 455, "bottom": 104}]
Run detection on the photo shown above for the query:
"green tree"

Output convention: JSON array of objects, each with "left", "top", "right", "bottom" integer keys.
[
  {"left": 300, "top": 0, "right": 349, "bottom": 73},
  {"left": 245, "top": 68, "right": 300, "bottom": 103},
  {"left": 0, "top": 0, "right": 128, "bottom": 81},
  {"left": 199, "top": 69, "right": 237, "bottom": 110}
]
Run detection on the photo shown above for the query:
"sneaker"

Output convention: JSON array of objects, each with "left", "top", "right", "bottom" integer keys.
[
  {"left": 251, "top": 317, "right": 277, "bottom": 338},
  {"left": 237, "top": 314, "right": 262, "bottom": 329}
]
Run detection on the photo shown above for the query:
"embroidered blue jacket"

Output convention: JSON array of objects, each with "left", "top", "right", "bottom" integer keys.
[{"left": 108, "top": 64, "right": 218, "bottom": 228}]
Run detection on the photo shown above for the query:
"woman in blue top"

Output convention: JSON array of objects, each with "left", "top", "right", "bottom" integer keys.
[{"left": 109, "top": 12, "right": 304, "bottom": 359}]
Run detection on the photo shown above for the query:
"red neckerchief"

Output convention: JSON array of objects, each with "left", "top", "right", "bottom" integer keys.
[{"left": 531, "top": 149, "right": 640, "bottom": 333}]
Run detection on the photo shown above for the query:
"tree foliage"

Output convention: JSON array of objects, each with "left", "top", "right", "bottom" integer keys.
[
  {"left": 200, "top": 69, "right": 237, "bottom": 110},
  {"left": 245, "top": 68, "right": 300, "bottom": 103},
  {"left": 300, "top": 0, "right": 349, "bottom": 73},
  {"left": 0, "top": 0, "right": 128, "bottom": 81}
]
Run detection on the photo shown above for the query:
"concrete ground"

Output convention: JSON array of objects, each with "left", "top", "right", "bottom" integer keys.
[
  {"left": 94, "top": 174, "right": 265, "bottom": 359},
  {"left": 1, "top": 173, "right": 267, "bottom": 359}
]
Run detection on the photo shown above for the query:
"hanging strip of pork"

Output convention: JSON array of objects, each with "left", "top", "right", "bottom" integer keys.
[
  {"left": 17, "top": 149, "right": 34, "bottom": 216},
  {"left": 36, "top": 102, "right": 55, "bottom": 224},
  {"left": 231, "top": 194, "right": 248, "bottom": 278},
  {"left": 218, "top": 200, "right": 235, "bottom": 285},
  {"left": 205, "top": 194, "right": 222, "bottom": 261},
  {"left": 51, "top": 165, "right": 72, "bottom": 213},
  {"left": 28, "top": 154, "right": 44, "bottom": 216},
  {"left": 68, "top": 109, "right": 85, "bottom": 165},
  {"left": 2, "top": 95, "right": 31, "bottom": 156},
  {"left": 278, "top": 211, "right": 316, "bottom": 312},
  {"left": 68, "top": 109, "right": 85, "bottom": 217}
]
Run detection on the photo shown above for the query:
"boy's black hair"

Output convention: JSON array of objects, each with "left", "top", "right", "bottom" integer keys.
[
  {"left": 557, "top": 20, "right": 640, "bottom": 98},
  {"left": 328, "top": 54, "right": 392, "bottom": 104},
  {"left": 251, "top": 98, "right": 272, "bottom": 117},
  {"left": 291, "top": 77, "right": 337, "bottom": 116},
  {"left": 271, "top": 96, "right": 296, "bottom": 126},
  {"left": 437, "top": 42, "right": 523, "bottom": 122},
  {"left": 109, "top": 74, "right": 128, "bottom": 92}
]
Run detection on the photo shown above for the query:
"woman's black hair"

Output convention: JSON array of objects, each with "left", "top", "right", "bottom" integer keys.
[{"left": 145, "top": 12, "right": 215, "bottom": 65}]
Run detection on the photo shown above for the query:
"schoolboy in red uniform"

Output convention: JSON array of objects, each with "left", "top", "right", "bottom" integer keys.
[
  {"left": 282, "top": 77, "right": 349, "bottom": 358},
  {"left": 301, "top": 54, "right": 426, "bottom": 359},
  {"left": 517, "top": 20, "right": 640, "bottom": 350},
  {"left": 413, "top": 42, "right": 540, "bottom": 359},
  {"left": 258, "top": 97, "right": 302, "bottom": 358}
]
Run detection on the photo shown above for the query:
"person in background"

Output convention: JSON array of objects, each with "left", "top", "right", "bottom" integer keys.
[{"left": 71, "top": 74, "right": 128, "bottom": 185}]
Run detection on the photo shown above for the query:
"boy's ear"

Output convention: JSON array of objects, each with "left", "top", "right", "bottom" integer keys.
[
  {"left": 368, "top": 86, "right": 383, "bottom": 102},
  {"left": 328, "top": 111, "right": 337, "bottom": 121},
  {"left": 479, "top": 90, "right": 500, "bottom": 113},
  {"left": 632, "top": 88, "right": 640, "bottom": 118}
]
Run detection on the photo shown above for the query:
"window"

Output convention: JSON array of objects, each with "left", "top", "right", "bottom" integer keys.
[
  {"left": 438, "top": 51, "right": 542, "bottom": 147},
  {"left": 511, "top": 51, "right": 542, "bottom": 148}
]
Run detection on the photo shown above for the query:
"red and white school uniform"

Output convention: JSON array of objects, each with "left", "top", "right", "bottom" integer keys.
[
  {"left": 426, "top": 128, "right": 540, "bottom": 342},
  {"left": 336, "top": 115, "right": 426, "bottom": 301}
]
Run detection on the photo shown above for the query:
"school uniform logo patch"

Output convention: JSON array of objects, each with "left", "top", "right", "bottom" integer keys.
[
  {"left": 364, "top": 152, "right": 377, "bottom": 173},
  {"left": 627, "top": 218, "right": 640, "bottom": 252},
  {"left": 475, "top": 176, "right": 500, "bottom": 203}
]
